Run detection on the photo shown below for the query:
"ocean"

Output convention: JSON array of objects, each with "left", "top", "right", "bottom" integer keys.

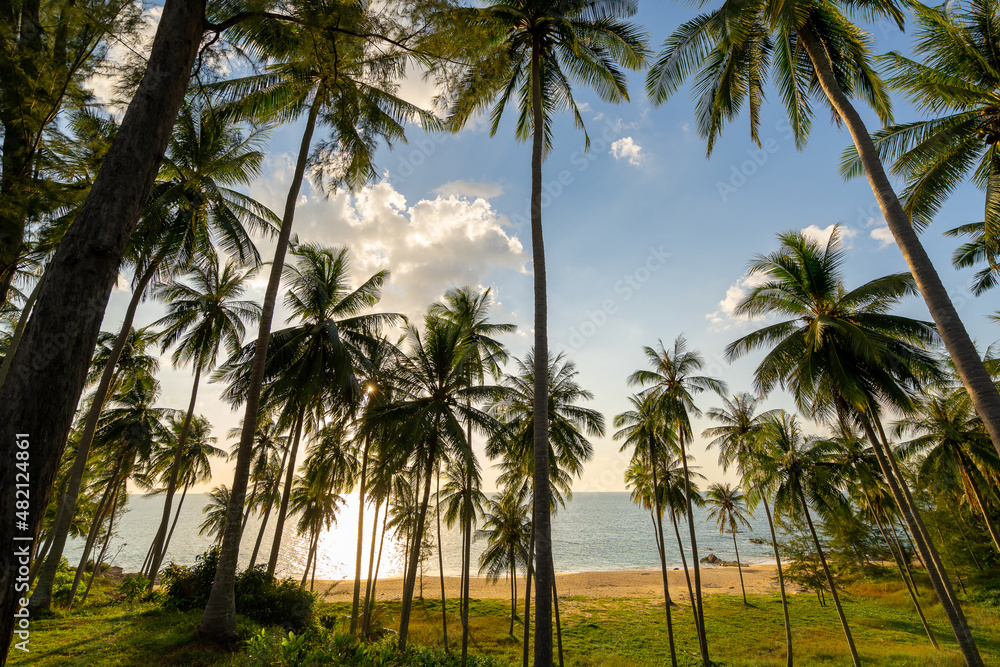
[{"left": 63, "top": 492, "right": 777, "bottom": 581}]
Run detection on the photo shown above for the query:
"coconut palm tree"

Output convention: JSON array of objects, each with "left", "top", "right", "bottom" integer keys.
[
  {"left": 290, "top": 463, "right": 346, "bottom": 590},
  {"left": 199, "top": 2, "right": 440, "bottom": 638},
  {"left": 725, "top": 226, "right": 983, "bottom": 663},
  {"left": 477, "top": 486, "right": 531, "bottom": 637},
  {"left": 705, "top": 483, "right": 753, "bottom": 604},
  {"left": 757, "top": 411, "right": 860, "bottom": 666},
  {"left": 144, "top": 255, "right": 260, "bottom": 584},
  {"left": 446, "top": 6, "right": 646, "bottom": 661},
  {"left": 200, "top": 486, "right": 233, "bottom": 545},
  {"left": 627, "top": 336, "right": 725, "bottom": 665},
  {"left": 647, "top": 0, "right": 1000, "bottom": 494}
]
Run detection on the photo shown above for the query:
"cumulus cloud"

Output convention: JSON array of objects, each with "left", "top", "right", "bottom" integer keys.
[
  {"left": 434, "top": 180, "right": 504, "bottom": 199},
  {"left": 705, "top": 273, "right": 769, "bottom": 332},
  {"left": 800, "top": 223, "right": 858, "bottom": 248},
  {"left": 246, "top": 163, "right": 526, "bottom": 319},
  {"left": 610, "top": 137, "right": 644, "bottom": 166},
  {"left": 870, "top": 225, "right": 895, "bottom": 248}
]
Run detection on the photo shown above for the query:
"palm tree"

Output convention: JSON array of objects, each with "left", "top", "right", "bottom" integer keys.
[
  {"left": 144, "top": 255, "right": 260, "bottom": 584},
  {"left": 366, "top": 315, "right": 499, "bottom": 650},
  {"left": 725, "top": 226, "right": 982, "bottom": 663},
  {"left": 199, "top": 2, "right": 439, "bottom": 639},
  {"left": 430, "top": 285, "right": 514, "bottom": 662},
  {"left": 649, "top": 0, "right": 1000, "bottom": 483},
  {"left": 200, "top": 486, "right": 233, "bottom": 545},
  {"left": 757, "top": 411, "right": 861, "bottom": 666},
  {"left": 838, "top": 0, "right": 1000, "bottom": 298},
  {"left": 290, "top": 463, "right": 346, "bottom": 590},
  {"left": 705, "top": 483, "right": 753, "bottom": 604},
  {"left": 446, "top": 6, "right": 646, "bottom": 662},
  {"left": 628, "top": 336, "right": 725, "bottom": 665},
  {"left": 477, "top": 486, "right": 531, "bottom": 637}
]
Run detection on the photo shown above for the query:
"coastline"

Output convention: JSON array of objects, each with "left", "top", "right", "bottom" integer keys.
[{"left": 311, "top": 563, "right": 801, "bottom": 602}]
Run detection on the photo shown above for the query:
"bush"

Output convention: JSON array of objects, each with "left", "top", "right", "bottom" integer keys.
[
  {"left": 51, "top": 557, "right": 75, "bottom": 605},
  {"left": 162, "top": 547, "right": 315, "bottom": 631},
  {"left": 114, "top": 573, "right": 152, "bottom": 605}
]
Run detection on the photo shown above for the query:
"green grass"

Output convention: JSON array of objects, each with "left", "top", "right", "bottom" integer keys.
[{"left": 11, "top": 573, "right": 1000, "bottom": 666}]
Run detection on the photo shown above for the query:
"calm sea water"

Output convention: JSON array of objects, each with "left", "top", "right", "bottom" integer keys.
[{"left": 64, "top": 492, "right": 776, "bottom": 581}]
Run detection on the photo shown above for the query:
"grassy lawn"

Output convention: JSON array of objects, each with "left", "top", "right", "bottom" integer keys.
[{"left": 10, "top": 574, "right": 1000, "bottom": 666}]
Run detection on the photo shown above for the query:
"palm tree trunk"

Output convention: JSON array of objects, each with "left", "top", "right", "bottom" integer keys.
[
  {"left": 249, "top": 447, "right": 289, "bottom": 570},
  {"left": 550, "top": 550, "right": 564, "bottom": 667},
  {"left": 301, "top": 530, "right": 317, "bottom": 587},
  {"left": 29, "top": 259, "right": 159, "bottom": 612},
  {"left": 399, "top": 450, "right": 436, "bottom": 651},
  {"left": 462, "top": 420, "right": 473, "bottom": 667},
  {"left": 241, "top": 476, "right": 260, "bottom": 532},
  {"left": 0, "top": 274, "right": 41, "bottom": 387},
  {"left": 522, "top": 519, "right": 535, "bottom": 667},
  {"left": 266, "top": 406, "right": 306, "bottom": 578},
  {"left": 949, "top": 506, "right": 984, "bottom": 571},
  {"left": 436, "top": 463, "right": 448, "bottom": 649},
  {"left": 761, "top": 496, "right": 792, "bottom": 667},
  {"left": 350, "top": 433, "right": 372, "bottom": 635},
  {"left": 28, "top": 527, "right": 55, "bottom": 587},
  {"left": 80, "top": 488, "right": 120, "bottom": 606},
  {"left": 161, "top": 480, "right": 191, "bottom": 562},
  {"left": 650, "top": 441, "right": 678, "bottom": 667},
  {"left": 362, "top": 496, "right": 383, "bottom": 635},
  {"left": 68, "top": 466, "right": 120, "bottom": 606},
  {"left": 870, "top": 502, "right": 937, "bottom": 647},
  {"left": 146, "top": 361, "right": 203, "bottom": 584},
  {"left": 528, "top": 38, "right": 554, "bottom": 667},
  {"left": 669, "top": 505, "right": 699, "bottom": 630},
  {"left": 861, "top": 415, "right": 982, "bottom": 665},
  {"left": 364, "top": 499, "right": 389, "bottom": 634},
  {"left": 798, "top": 24, "right": 1000, "bottom": 460},
  {"left": 732, "top": 527, "right": 747, "bottom": 605},
  {"left": 510, "top": 550, "right": 517, "bottom": 636},
  {"left": 199, "top": 91, "right": 322, "bottom": 641},
  {"left": 678, "top": 429, "right": 708, "bottom": 665},
  {"left": 959, "top": 457, "right": 1000, "bottom": 553},
  {"left": 799, "top": 491, "right": 861, "bottom": 667}
]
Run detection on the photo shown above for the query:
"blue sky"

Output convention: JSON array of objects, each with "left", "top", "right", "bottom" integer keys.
[{"left": 100, "top": 2, "right": 1000, "bottom": 495}]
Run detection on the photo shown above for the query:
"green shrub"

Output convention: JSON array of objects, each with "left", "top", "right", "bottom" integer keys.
[
  {"left": 114, "top": 574, "right": 152, "bottom": 605},
  {"left": 162, "top": 547, "right": 315, "bottom": 631}
]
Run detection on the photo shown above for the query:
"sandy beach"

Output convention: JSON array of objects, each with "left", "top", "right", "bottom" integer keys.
[{"left": 312, "top": 563, "right": 801, "bottom": 602}]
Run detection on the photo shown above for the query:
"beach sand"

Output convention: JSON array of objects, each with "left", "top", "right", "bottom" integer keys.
[{"left": 312, "top": 563, "right": 801, "bottom": 602}]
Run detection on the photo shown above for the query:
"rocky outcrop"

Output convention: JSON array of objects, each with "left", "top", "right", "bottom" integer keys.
[{"left": 699, "top": 553, "right": 740, "bottom": 567}]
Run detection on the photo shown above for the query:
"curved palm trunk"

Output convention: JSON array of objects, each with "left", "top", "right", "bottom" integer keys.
[
  {"left": 30, "top": 260, "right": 158, "bottom": 612},
  {"left": 0, "top": 274, "right": 41, "bottom": 387},
  {"left": 146, "top": 362, "right": 203, "bottom": 584},
  {"left": 436, "top": 463, "right": 448, "bottom": 649},
  {"left": 798, "top": 25, "right": 1000, "bottom": 458},
  {"left": 550, "top": 550, "right": 564, "bottom": 667},
  {"left": 959, "top": 457, "right": 1000, "bottom": 553},
  {"left": 528, "top": 40, "right": 554, "bottom": 667},
  {"left": 461, "top": 484, "right": 473, "bottom": 664},
  {"left": 350, "top": 434, "right": 372, "bottom": 634},
  {"left": 0, "top": 4, "right": 204, "bottom": 657},
  {"left": 861, "top": 414, "right": 982, "bottom": 665},
  {"left": 80, "top": 488, "right": 121, "bottom": 606},
  {"left": 650, "top": 442, "right": 678, "bottom": 667},
  {"left": 669, "top": 506, "right": 699, "bottom": 636},
  {"left": 199, "top": 93, "right": 322, "bottom": 641},
  {"left": 949, "top": 507, "right": 984, "bottom": 572},
  {"left": 362, "top": 496, "right": 383, "bottom": 634},
  {"left": 799, "top": 490, "right": 860, "bottom": 667},
  {"left": 363, "top": 500, "right": 389, "bottom": 633},
  {"left": 28, "top": 528, "right": 55, "bottom": 588},
  {"left": 266, "top": 406, "right": 306, "bottom": 578},
  {"left": 731, "top": 526, "right": 747, "bottom": 605},
  {"left": 249, "top": 446, "right": 289, "bottom": 570},
  {"left": 68, "top": 464, "right": 122, "bottom": 606},
  {"left": 241, "top": 476, "right": 260, "bottom": 532},
  {"left": 678, "top": 429, "right": 708, "bottom": 665},
  {"left": 510, "top": 549, "right": 518, "bottom": 636},
  {"left": 399, "top": 450, "right": 436, "bottom": 650},
  {"left": 522, "top": 519, "right": 535, "bottom": 667},
  {"left": 761, "top": 496, "right": 792, "bottom": 667},
  {"left": 161, "top": 480, "right": 191, "bottom": 562},
  {"left": 869, "top": 501, "right": 937, "bottom": 647}
]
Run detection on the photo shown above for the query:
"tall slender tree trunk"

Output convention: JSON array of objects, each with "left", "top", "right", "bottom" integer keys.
[
  {"left": 266, "top": 406, "right": 306, "bottom": 577},
  {"left": 678, "top": 429, "right": 708, "bottom": 665},
  {"left": 798, "top": 24, "right": 1000, "bottom": 458},
  {"left": 461, "top": 419, "right": 474, "bottom": 666},
  {"left": 960, "top": 457, "right": 1000, "bottom": 553},
  {"left": 364, "top": 499, "right": 388, "bottom": 633},
  {"left": 800, "top": 491, "right": 860, "bottom": 667},
  {"left": 28, "top": 527, "right": 55, "bottom": 587},
  {"left": 732, "top": 527, "right": 747, "bottom": 605},
  {"left": 80, "top": 489, "right": 120, "bottom": 606},
  {"left": 199, "top": 93, "right": 322, "bottom": 641},
  {"left": 861, "top": 414, "right": 982, "bottom": 665},
  {"left": 550, "top": 550, "right": 564, "bottom": 667},
  {"left": 0, "top": 275, "right": 41, "bottom": 388},
  {"left": 669, "top": 507, "right": 697, "bottom": 611},
  {"left": 762, "top": 496, "right": 792, "bottom": 667},
  {"left": 30, "top": 261, "right": 159, "bottom": 612},
  {"left": 68, "top": 465, "right": 121, "bottom": 605},
  {"left": 650, "top": 441, "right": 678, "bottom": 667},
  {"left": 522, "top": 520, "right": 535, "bottom": 667},
  {"left": 350, "top": 434, "right": 372, "bottom": 634},
  {"left": 147, "top": 362, "right": 203, "bottom": 584},
  {"left": 510, "top": 551, "right": 517, "bottom": 636},
  {"left": 362, "top": 496, "right": 383, "bottom": 634},
  {"left": 436, "top": 463, "right": 448, "bottom": 649},
  {"left": 399, "top": 450, "right": 436, "bottom": 651},
  {"left": 249, "top": 446, "right": 290, "bottom": 570},
  {"left": 949, "top": 507, "right": 984, "bottom": 572},
  {"left": 869, "top": 501, "right": 937, "bottom": 647},
  {"left": 528, "top": 39, "right": 554, "bottom": 667},
  {"left": 161, "top": 480, "right": 190, "bottom": 562},
  {"left": 241, "top": 476, "right": 260, "bottom": 532}
]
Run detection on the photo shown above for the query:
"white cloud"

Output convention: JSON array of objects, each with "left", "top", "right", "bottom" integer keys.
[
  {"left": 705, "top": 273, "right": 768, "bottom": 332},
  {"left": 610, "top": 137, "right": 644, "bottom": 167},
  {"left": 800, "top": 224, "right": 858, "bottom": 248},
  {"left": 870, "top": 225, "right": 896, "bottom": 249},
  {"left": 434, "top": 180, "right": 504, "bottom": 199}
]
